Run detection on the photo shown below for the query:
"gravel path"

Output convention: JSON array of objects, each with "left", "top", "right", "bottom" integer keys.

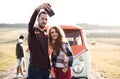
[
  {"left": 0, "top": 66, "right": 26, "bottom": 79},
  {"left": 0, "top": 66, "right": 107, "bottom": 79},
  {"left": 91, "top": 67, "right": 107, "bottom": 79}
]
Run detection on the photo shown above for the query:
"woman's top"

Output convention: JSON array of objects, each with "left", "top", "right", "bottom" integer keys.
[{"left": 51, "top": 43, "right": 73, "bottom": 68}]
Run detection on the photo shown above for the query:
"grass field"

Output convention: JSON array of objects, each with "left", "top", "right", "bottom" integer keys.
[
  {"left": 88, "top": 38, "right": 120, "bottom": 79},
  {"left": 0, "top": 28, "right": 120, "bottom": 79},
  {"left": 0, "top": 28, "right": 28, "bottom": 72}
]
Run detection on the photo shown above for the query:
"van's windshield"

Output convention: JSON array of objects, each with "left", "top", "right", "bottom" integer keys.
[{"left": 64, "top": 30, "right": 82, "bottom": 46}]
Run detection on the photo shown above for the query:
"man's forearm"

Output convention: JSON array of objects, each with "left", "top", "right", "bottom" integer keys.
[{"left": 28, "top": 10, "right": 39, "bottom": 32}]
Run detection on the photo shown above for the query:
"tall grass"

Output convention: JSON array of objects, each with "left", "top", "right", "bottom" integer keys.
[
  {"left": 0, "top": 42, "right": 28, "bottom": 72},
  {"left": 89, "top": 38, "right": 120, "bottom": 79},
  {"left": 0, "top": 43, "right": 17, "bottom": 71},
  {"left": 0, "top": 28, "right": 27, "bottom": 73}
]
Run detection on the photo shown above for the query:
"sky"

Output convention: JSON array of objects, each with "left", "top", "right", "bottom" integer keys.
[{"left": 0, "top": 0, "right": 120, "bottom": 26}]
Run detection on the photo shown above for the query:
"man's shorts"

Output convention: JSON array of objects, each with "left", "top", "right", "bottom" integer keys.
[{"left": 17, "top": 58, "right": 22, "bottom": 66}]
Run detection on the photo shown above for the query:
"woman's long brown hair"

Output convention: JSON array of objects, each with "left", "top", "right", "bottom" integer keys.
[{"left": 48, "top": 26, "right": 66, "bottom": 56}]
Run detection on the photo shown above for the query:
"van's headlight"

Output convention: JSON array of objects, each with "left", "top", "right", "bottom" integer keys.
[
  {"left": 79, "top": 55, "right": 84, "bottom": 61},
  {"left": 73, "top": 65, "right": 83, "bottom": 74}
]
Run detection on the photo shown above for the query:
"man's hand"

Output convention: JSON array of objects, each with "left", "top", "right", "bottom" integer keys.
[{"left": 36, "top": 3, "right": 51, "bottom": 12}]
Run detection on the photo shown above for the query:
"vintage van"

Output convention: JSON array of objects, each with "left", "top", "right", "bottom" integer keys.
[
  {"left": 26, "top": 25, "right": 91, "bottom": 79},
  {"left": 48, "top": 25, "right": 91, "bottom": 79}
]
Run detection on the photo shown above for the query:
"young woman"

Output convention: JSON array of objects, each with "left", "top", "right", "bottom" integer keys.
[{"left": 48, "top": 26, "right": 74, "bottom": 79}]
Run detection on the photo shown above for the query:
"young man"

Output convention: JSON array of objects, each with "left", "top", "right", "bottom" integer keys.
[
  {"left": 28, "top": 3, "right": 52, "bottom": 79},
  {"left": 16, "top": 35, "right": 25, "bottom": 78}
]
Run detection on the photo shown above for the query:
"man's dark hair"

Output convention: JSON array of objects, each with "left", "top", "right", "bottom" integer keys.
[
  {"left": 19, "top": 35, "right": 24, "bottom": 39},
  {"left": 38, "top": 11, "right": 47, "bottom": 18}
]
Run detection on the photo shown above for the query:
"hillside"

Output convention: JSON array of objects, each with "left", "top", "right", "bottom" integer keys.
[
  {"left": 0, "top": 23, "right": 120, "bottom": 38},
  {"left": 77, "top": 23, "right": 120, "bottom": 38},
  {"left": 0, "top": 23, "right": 120, "bottom": 30},
  {"left": 0, "top": 23, "right": 27, "bottom": 29},
  {"left": 77, "top": 23, "right": 120, "bottom": 30}
]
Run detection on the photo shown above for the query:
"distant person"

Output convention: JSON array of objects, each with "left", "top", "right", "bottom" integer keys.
[
  {"left": 15, "top": 35, "right": 26, "bottom": 78},
  {"left": 48, "top": 26, "right": 74, "bottom": 79},
  {"left": 27, "top": 3, "right": 53, "bottom": 79}
]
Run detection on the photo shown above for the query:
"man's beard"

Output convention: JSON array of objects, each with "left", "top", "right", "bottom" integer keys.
[{"left": 39, "top": 24, "right": 45, "bottom": 29}]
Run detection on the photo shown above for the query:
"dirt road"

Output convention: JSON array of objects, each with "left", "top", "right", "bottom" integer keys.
[
  {"left": 91, "top": 67, "right": 107, "bottom": 79},
  {"left": 0, "top": 66, "right": 26, "bottom": 79},
  {"left": 0, "top": 66, "right": 107, "bottom": 79}
]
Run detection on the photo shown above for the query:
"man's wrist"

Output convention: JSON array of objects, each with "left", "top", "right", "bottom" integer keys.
[
  {"left": 35, "top": 8, "right": 40, "bottom": 12},
  {"left": 35, "top": 6, "right": 42, "bottom": 12}
]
